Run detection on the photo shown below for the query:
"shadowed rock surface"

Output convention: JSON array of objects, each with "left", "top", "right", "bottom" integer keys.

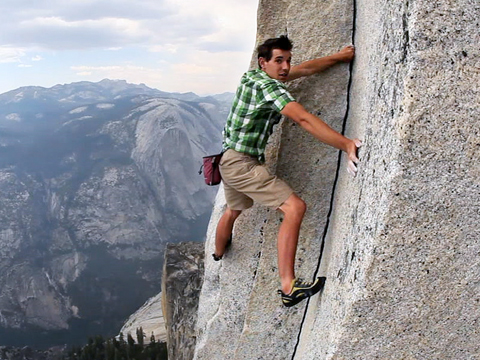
[{"left": 162, "top": 242, "right": 204, "bottom": 360}]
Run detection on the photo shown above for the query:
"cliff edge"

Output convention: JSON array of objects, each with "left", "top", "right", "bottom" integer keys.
[{"left": 194, "top": 0, "right": 480, "bottom": 359}]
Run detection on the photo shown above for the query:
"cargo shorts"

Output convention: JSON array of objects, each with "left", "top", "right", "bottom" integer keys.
[{"left": 219, "top": 149, "right": 293, "bottom": 210}]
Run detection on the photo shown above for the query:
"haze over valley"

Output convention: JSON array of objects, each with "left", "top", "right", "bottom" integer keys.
[{"left": 0, "top": 79, "right": 231, "bottom": 347}]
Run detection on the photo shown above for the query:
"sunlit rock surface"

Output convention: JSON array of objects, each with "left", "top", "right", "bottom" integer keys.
[
  {"left": 119, "top": 292, "right": 167, "bottom": 344},
  {"left": 194, "top": 0, "right": 480, "bottom": 359}
]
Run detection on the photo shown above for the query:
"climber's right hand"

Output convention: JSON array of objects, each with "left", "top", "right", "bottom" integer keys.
[{"left": 346, "top": 139, "right": 362, "bottom": 176}]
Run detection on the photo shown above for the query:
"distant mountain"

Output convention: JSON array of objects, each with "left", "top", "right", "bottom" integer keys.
[{"left": 0, "top": 80, "right": 231, "bottom": 347}]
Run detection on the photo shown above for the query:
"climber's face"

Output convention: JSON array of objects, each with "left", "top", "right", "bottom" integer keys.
[{"left": 259, "top": 48, "right": 291, "bottom": 82}]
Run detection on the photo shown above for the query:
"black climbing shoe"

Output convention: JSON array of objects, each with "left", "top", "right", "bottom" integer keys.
[
  {"left": 212, "top": 235, "right": 232, "bottom": 261},
  {"left": 278, "top": 277, "right": 326, "bottom": 307}
]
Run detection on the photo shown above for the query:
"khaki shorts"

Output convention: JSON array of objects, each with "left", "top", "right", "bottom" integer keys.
[{"left": 219, "top": 149, "right": 293, "bottom": 210}]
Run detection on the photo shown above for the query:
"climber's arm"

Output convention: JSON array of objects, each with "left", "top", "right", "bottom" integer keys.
[
  {"left": 281, "top": 101, "right": 361, "bottom": 175},
  {"left": 286, "top": 45, "right": 355, "bottom": 82}
]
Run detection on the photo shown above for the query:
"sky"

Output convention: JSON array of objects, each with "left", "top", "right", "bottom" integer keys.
[{"left": 0, "top": 0, "right": 259, "bottom": 96}]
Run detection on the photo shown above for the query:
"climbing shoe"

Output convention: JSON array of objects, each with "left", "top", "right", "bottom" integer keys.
[
  {"left": 212, "top": 234, "right": 232, "bottom": 261},
  {"left": 278, "top": 277, "right": 326, "bottom": 307}
]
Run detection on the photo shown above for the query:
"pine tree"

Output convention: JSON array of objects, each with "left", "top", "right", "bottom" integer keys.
[
  {"left": 106, "top": 339, "right": 115, "bottom": 360},
  {"left": 127, "top": 333, "right": 136, "bottom": 359},
  {"left": 114, "top": 348, "right": 121, "bottom": 360},
  {"left": 119, "top": 332, "right": 126, "bottom": 346},
  {"left": 127, "top": 333, "right": 135, "bottom": 346},
  {"left": 136, "top": 327, "right": 145, "bottom": 347},
  {"left": 66, "top": 331, "right": 168, "bottom": 360}
]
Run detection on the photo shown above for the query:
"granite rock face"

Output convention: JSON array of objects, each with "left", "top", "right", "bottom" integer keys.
[
  {"left": 119, "top": 292, "right": 167, "bottom": 344},
  {"left": 195, "top": 0, "right": 353, "bottom": 358},
  {"left": 162, "top": 242, "right": 205, "bottom": 360},
  {"left": 194, "top": 0, "right": 480, "bottom": 359}
]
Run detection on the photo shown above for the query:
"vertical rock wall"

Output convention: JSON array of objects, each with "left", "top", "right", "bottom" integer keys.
[
  {"left": 195, "top": 0, "right": 353, "bottom": 358},
  {"left": 162, "top": 242, "right": 204, "bottom": 360},
  {"left": 297, "top": 1, "right": 480, "bottom": 359},
  {"left": 194, "top": 0, "right": 480, "bottom": 359}
]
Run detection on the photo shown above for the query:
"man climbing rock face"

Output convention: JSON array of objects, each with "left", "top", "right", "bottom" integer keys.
[{"left": 214, "top": 36, "right": 361, "bottom": 307}]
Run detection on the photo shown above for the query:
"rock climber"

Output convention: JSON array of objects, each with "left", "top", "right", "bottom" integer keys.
[{"left": 214, "top": 35, "right": 361, "bottom": 307}]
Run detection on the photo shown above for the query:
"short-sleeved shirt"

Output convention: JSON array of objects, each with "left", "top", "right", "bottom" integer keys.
[{"left": 222, "top": 69, "right": 295, "bottom": 160}]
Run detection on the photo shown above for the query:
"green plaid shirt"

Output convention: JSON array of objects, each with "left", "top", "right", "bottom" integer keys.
[{"left": 222, "top": 69, "right": 295, "bottom": 160}]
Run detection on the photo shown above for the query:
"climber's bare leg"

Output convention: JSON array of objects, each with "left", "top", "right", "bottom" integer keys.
[
  {"left": 215, "top": 207, "right": 241, "bottom": 257},
  {"left": 277, "top": 193, "right": 306, "bottom": 294}
]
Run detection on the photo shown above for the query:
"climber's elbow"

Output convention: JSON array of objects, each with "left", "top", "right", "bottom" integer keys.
[{"left": 281, "top": 102, "right": 310, "bottom": 125}]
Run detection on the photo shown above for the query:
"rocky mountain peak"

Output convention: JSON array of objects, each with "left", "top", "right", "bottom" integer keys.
[{"left": 0, "top": 80, "right": 229, "bottom": 347}]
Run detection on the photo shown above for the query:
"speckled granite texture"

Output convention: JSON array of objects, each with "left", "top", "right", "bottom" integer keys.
[{"left": 194, "top": 0, "right": 480, "bottom": 359}]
